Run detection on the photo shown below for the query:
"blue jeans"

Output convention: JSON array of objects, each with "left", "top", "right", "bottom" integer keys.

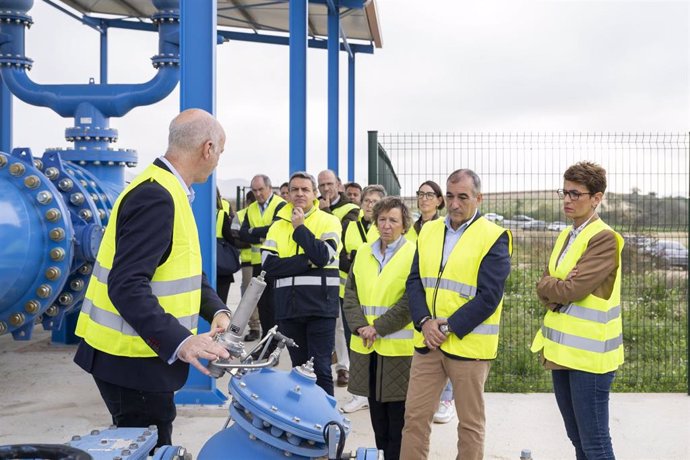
[
  {"left": 440, "top": 380, "right": 453, "bottom": 401},
  {"left": 552, "top": 369, "right": 616, "bottom": 460}
]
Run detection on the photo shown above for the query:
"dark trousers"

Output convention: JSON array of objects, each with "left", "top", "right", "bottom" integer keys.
[
  {"left": 368, "top": 352, "right": 405, "bottom": 460},
  {"left": 278, "top": 316, "right": 336, "bottom": 396},
  {"left": 94, "top": 376, "right": 176, "bottom": 448},
  {"left": 216, "top": 275, "right": 233, "bottom": 303},
  {"left": 552, "top": 369, "right": 616, "bottom": 460},
  {"left": 253, "top": 265, "right": 276, "bottom": 337}
]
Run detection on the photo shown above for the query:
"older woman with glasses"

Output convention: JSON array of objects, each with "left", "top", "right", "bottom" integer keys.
[
  {"left": 408, "top": 180, "right": 445, "bottom": 242},
  {"left": 531, "top": 161, "right": 624, "bottom": 460},
  {"left": 343, "top": 196, "right": 415, "bottom": 460}
]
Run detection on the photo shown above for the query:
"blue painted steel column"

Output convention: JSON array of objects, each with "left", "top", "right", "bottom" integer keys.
[
  {"left": 347, "top": 53, "right": 355, "bottom": 181},
  {"left": 176, "top": 0, "right": 226, "bottom": 405},
  {"left": 327, "top": 1, "right": 339, "bottom": 173},
  {"left": 289, "top": 0, "right": 307, "bottom": 173},
  {"left": 0, "top": 74, "right": 10, "bottom": 153},
  {"left": 100, "top": 21, "right": 108, "bottom": 84}
]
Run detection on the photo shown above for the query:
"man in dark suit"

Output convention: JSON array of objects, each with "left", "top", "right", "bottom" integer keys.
[{"left": 74, "top": 108, "right": 232, "bottom": 447}]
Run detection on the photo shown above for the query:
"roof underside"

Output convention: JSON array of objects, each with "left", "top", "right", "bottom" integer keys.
[{"left": 55, "top": 0, "right": 383, "bottom": 48}]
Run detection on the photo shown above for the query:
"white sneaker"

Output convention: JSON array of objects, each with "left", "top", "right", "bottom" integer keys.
[
  {"left": 341, "top": 395, "right": 369, "bottom": 413},
  {"left": 433, "top": 400, "right": 455, "bottom": 424}
]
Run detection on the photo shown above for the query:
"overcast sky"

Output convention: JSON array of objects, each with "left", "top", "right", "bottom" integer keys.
[{"left": 10, "top": 0, "right": 690, "bottom": 187}]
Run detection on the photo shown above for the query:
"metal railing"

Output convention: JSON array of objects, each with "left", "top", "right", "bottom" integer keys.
[{"left": 371, "top": 131, "right": 689, "bottom": 392}]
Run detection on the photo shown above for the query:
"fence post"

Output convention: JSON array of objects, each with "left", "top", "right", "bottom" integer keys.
[{"left": 367, "top": 130, "right": 378, "bottom": 185}]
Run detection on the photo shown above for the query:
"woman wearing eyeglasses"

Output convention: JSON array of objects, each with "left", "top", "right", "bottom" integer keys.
[
  {"left": 408, "top": 181, "right": 445, "bottom": 242},
  {"left": 531, "top": 161, "right": 624, "bottom": 460}
]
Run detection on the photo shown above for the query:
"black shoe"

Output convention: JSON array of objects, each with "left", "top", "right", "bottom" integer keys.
[{"left": 244, "top": 330, "right": 261, "bottom": 341}]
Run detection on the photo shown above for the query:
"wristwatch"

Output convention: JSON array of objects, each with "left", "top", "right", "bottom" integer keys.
[{"left": 418, "top": 315, "right": 432, "bottom": 329}]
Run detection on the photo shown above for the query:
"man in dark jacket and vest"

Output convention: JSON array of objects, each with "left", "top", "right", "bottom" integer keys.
[
  {"left": 262, "top": 171, "right": 342, "bottom": 395},
  {"left": 239, "top": 174, "right": 286, "bottom": 342},
  {"left": 74, "top": 109, "right": 232, "bottom": 447},
  {"left": 400, "top": 169, "right": 512, "bottom": 460}
]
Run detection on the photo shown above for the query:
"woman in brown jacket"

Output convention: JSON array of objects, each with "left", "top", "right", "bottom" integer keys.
[{"left": 343, "top": 197, "right": 415, "bottom": 460}]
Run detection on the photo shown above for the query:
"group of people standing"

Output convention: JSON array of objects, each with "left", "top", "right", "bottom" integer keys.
[{"left": 73, "top": 109, "right": 624, "bottom": 460}]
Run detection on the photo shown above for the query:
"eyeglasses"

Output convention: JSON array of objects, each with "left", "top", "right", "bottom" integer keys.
[
  {"left": 416, "top": 191, "right": 437, "bottom": 200},
  {"left": 556, "top": 189, "right": 593, "bottom": 201}
]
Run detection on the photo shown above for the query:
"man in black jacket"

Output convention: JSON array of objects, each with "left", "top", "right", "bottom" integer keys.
[{"left": 74, "top": 109, "right": 232, "bottom": 447}]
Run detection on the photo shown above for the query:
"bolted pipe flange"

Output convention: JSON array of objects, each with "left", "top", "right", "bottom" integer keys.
[
  {"left": 49, "top": 227, "right": 65, "bottom": 241},
  {"left": 58, "top": 292, "right": 73, "bottom": 306},
  {"left": 78, "top": 264, "right": 92, "bottom": 275},
  {"left": 23, "top": 174, "right": 40, "bottom": 188},
  {"left": 44, "top": 166, "right": 59, "bottom": 180},
  {"left": 45, "top": 305, "right": 58, "bottom": 317},
  {"left": 0, "top": 153, "right": 7, "bottom": 167},
  {"left": 70, "top": 192, "right": 84, "bottom": 205},
  {"left": 45, "top": 266, "right": 61, "bottom": 280},
  {"left": 50, "top": 247, "right": 65, "bottom": 261},
  {"left": 69, "top": 279, "right": 84, "bottom": 291},
  {"left": 9, "top": 313, "right": 24, "bottom": 326},
  {"left": 58, "top": 178, "right": 73, "bottom": 191}
]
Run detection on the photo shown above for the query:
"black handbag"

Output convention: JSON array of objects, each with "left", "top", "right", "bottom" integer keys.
[{"left": 217, "top": 237, "right": 241, "bottom": 275}]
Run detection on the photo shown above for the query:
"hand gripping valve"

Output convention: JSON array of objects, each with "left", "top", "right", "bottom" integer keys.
[{"left": 206, "top": 271, "right": 297, "bottom": 378}]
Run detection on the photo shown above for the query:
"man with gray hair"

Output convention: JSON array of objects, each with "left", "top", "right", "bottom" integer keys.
[
  {"left": 401, "top": 169, "right": 512, "bottom": 460},
  {"left": 261, "top": 171, "right": 342, "bottom": 394},
  {"left": 74, "top": 109, "right": 233, "bottom": 448},
  {"left": 239, "top": 174, "right": 286, "bottom": 342}
]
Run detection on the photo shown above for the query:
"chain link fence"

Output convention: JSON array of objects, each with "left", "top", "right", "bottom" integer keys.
[{"left": 370, "top": 131, "right": 689, "bottom": 392}]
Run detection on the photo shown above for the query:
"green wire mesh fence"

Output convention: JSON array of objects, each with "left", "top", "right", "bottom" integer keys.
[{"left": 370, "top": 131, "right": 689, "bottom": 392}]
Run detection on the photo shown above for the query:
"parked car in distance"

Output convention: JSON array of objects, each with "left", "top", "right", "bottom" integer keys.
[
  {"left": 648, "top": 240, "right": 688, "bottom": 269},
  {"left": 547, "top": 221, "right": 568, "bottom": 232},
  {"left": 484, "top": 212, "right": 504, "bottom": 223},
  {"left": 522, "top": 218, "right": 547, "bottom": 231}
]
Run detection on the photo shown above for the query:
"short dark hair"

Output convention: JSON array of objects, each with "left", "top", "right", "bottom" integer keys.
[
  {"left": 289, "top": 171, "right": 317, "bottom": 191},
  {"left": 563, "top": 161, "right": 607, "bottom": 194},
  {"left": 345, "top": 182, "right": 362, "bottom": 192},
  {"left": 280, "top": 182, "right": 289, "bottom": 190},
  {"left": 417, "top": 180, "right": 445, "bottom": 210},
  {"left": 447, "top": 169, "right": 481, "bottom": 195},
  {"left": 373, "top": 196, "right": 412, "bottom": 233}
]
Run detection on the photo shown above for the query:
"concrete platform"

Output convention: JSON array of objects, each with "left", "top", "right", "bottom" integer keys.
[{"left": 1, "top": 278, "right": 688, "bottom": 459}]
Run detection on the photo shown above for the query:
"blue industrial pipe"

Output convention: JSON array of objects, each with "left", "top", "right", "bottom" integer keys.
[
  {"left": 0, "top": 0, "right": 181, "bottom": 342},
  {"left": 0, "top": 74, "right": 10, "bottom": 153},
  {"left": 327, "top": 0, "right": 339, "bottom": 174},
  {"left": 100, "top": 21, "right": 108, "bottom": 84},
  {"left": 348, "top": 53, "right": 355, "bottom": 182},
  {"left": 176, "top": 0, "right": 226, "bottom": 405},
  {"left": 289, "top": 0, "right": 307, "bottom": 173}
]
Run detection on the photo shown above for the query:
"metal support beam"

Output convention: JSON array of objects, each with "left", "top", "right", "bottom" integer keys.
[
  {"left": 347, "top": 53, "right": 355, "bottom": 182},
  {"left": 176, "top": 0, "right": 226, "bottom": 405},
  {"left": 327, "top": 0, "right": 339, "bottom": 173},
  {"left": 99, "top": 21, "right": 108, "bottom": 84},
  {"left": 289, "top": 0, "right": 307, "bottom": 173},
  {"left": 0, "top": 74, "right": 11, "bottom": 153}
]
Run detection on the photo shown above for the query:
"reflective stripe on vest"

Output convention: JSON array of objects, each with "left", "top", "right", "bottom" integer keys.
[
  {"left": 531, "top": 218, "right": 624, "bottom": 373},
  {"left": 91, "top": 261, "right": 202, "bottom": 298},
  {"left": 349, "top": 241, "right": 415, "bottom": 357},
  {"left": 275, "top": 276, "right": 340, "bottom": 289},
  {"left": 416, "top": 217, "right": 511, "bottom": 359},
  {"left": 81, "top": 297, "right": 199, "bottom": 337},
  {"left": 247, "top": 195, "right": 285, "bottom": 265},
  {"left": 75, "top": 163, "right": 201, "bottom": 358}
]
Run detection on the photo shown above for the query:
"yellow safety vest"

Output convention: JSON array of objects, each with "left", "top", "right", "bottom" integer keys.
[
  {"left": 76, "top": 164, "right": 201, "bottom": 357},
  {"left": 349, "top": 239, "right": 415, "bottom": 357},
  {"left": 216, "top": 199, "right": 230, "bottom": 237},
  {"left": 236, "top": 208, "right": 252, "bottom": 264},
  {"left": 246, "top": 195, "right": 286, "bottom": 265},
  {"left": 343, "top": 218, "right": 379, "bottom": 255},
  {"left": 531, "top": 219, "right": 624, "bottom": 373},
  {"left": 416, "top": 217, "right": 512, "bottom": 359},
  {"left": 330, "top": 201, "right": 360, "bottom": 298}
]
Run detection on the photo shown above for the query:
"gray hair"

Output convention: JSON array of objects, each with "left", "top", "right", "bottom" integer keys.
[
  {"left": 447, "top": 169, "right": 481, "bottom": 195},
  {"left": 362, "top": 184, "right": 386, "bottom": 200},
  {"left": 373, "top": 196, "right": 412, "bottom": 233},
  {"left": 168, "top": 109, "right": 224, "bottom": 154},
  {"left": 289, "top": 171, "right": 318, "bottom": 192},
  {"left": 252, "top": 174, "right": 272, "bottom": 189}
]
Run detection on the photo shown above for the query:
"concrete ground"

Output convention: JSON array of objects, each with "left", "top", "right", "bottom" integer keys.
[{"left": 1, "top": 281, "right": 688, "bottom": 459}]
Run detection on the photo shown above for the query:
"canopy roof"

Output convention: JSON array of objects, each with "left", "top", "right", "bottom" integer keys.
[{"left": 56, "top": 0, "right": 383, "bottom": 48}]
